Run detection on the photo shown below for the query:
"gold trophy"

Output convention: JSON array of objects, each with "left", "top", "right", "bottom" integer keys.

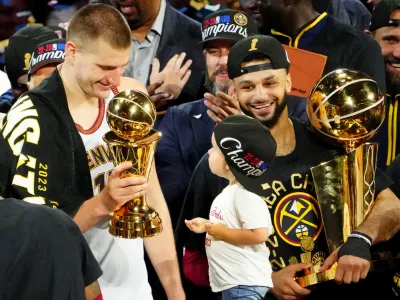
[
  {"left": 295, "top": 69, "right": 385, "bottom": 287},
  {"left": 103, "top": 90, "right": 163, "bottom": 239}
]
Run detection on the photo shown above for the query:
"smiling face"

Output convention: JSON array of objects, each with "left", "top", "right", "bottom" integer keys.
[
  {"left": 204, "top": 40, "right": 234, "bottom": 94},
  {"left": 233, "top": 58, "right": 291, "bottom": 128},
  {"left": 66, "top": 38, "right": 130, "bottom": 99},
  {"left": 373, "top": 9, "right": 400, "bottom": 88}
]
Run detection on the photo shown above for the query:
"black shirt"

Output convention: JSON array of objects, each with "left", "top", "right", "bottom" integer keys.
[
  {"left": 0, "top": 199, "right": 102, "bottom": 300},
  {"left": 175, "top": 118, "right": 394, "bottom": 299}
]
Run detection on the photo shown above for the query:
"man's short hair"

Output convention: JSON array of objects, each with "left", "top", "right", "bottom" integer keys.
[{"left": 67, "top": 3, "right": 131, "bottom": 50}]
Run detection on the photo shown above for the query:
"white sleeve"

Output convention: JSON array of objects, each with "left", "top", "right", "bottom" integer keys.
[{"left": 234, "top": 186, "right": 274, "bottom": 231}]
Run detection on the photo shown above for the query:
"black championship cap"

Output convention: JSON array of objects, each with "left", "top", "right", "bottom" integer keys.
[
  {"left": 29, "top": 38, "right": 66, "bottom": 77},
  {"left": 369, "top": 0, "right": 400, "bottom": 31},
  {"left": 200, "top": 9, "right": 258, "bottom": 47},
  {"left": 5, "top": 26, "right": 60, "bottom": 89},
  {"left": 214, "top": 115, "right": 276, "bottom": 193},
  {"left": 227, "top": 34, "right": 290, "bottom": 79}
]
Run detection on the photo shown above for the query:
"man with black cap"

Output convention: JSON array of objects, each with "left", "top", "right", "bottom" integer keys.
[
  {"left": 367, "top": 0, "right": 400, "bottom": 170},
  {"left": 156, "top": 9, "right": 307, "bottom": 231},
  {"left": 175, "top": 34, "right": 400, "bottom": 300},
  {"left": 1, "top": 25, "right": 65, "bottom": 112}
]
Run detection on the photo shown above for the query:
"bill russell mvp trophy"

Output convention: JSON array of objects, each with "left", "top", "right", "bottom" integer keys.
[
  {"left": 296, "top": 69, "right": 386, "bottom": 287},
  {"left": 103, "top": 90, "right": 163, "bottom": 239}
]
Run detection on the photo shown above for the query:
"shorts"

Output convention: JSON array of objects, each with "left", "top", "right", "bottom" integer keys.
[{"left": 222, "top": 285, "right": 269, "bottom": 300}]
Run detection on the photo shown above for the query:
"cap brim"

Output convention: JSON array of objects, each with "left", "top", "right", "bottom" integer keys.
[
  {"left": 29, "top": 59, "right": 64, "bottom": 76},
  {"left": 198, "top": 36, "right": 241, "bottom": 47}
]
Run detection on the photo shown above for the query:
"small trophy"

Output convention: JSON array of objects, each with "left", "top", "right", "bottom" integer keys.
[
  {"left": 103, "top": 90, "right": 163, "bottom": 239},
  {"left": 296, "top": 69, "right": 385, "bottom": 287}
]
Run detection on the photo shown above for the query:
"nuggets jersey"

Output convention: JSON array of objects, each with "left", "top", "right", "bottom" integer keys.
[{"left": 77, "top": 90, "right": 152, "bottom": 300}]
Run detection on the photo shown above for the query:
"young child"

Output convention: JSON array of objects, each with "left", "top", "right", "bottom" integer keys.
[{"left": 185, "top": 115, "right": 275, "bottom": 300}]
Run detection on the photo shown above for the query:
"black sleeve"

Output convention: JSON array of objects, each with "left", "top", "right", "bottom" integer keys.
[
  {"left": 49, "top": 209, "right": 103, "bottom": 287},
  {"left": 375, "top": 167, "right": 395, "bottom": 196},
  {"left": 385, "top": 154, "right": 400, "bottom": 198}
]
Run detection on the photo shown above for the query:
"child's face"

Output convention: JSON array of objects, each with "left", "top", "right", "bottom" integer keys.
[{"left": 208, "top": 134, "right": 228, "bottom": 178}]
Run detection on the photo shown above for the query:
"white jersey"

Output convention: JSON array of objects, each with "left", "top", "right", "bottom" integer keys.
[
  {"left": 205, "top": 183, "right": 274, "bottom": 292},
  {"left": 78, "top": 90, "right": 152, "bottom": 300}
]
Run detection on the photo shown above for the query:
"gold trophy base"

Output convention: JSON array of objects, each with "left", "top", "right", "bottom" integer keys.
[
  {"left": 295, "top": 264, "right": 337, "bottom": 287},
  {"left": 109, "top": 200, "right": 163, "bottom": 239}
]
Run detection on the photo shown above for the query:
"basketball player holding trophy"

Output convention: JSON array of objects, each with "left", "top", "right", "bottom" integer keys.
[
  {"left": 0, "top": 4, "right": 184, "bottom": 300},
  {"left": 175, "top": 35, "right": 400, "bottom": 300}
]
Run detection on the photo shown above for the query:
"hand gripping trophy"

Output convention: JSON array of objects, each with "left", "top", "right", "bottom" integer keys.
[
  {"left": 296, "top": 69, "right": 385, "bottom": 287},
  {"left": 103, "top": 90, "right": 163, "bottom": 239}
]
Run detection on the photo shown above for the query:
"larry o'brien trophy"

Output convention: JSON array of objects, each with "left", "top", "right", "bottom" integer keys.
[
  {"left": 295, "top": 69, "right": 385, "bottom": 287},
  {"left": 103, "top": 90, "right": 163, "bottom": 239}
]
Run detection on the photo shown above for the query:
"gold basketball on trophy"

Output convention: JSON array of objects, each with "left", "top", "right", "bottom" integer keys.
[
  {"left": 106, "top": 90, "right": 156, "bottom": 140},
  {"left": 103, "top": 90, "right": 162, "bottom": 239},
  {"left": 295, "top": 69, "right": 386, "bottom": 287},
  {"left": 307, "top": 69, "right": 385, "bottom": 151}
]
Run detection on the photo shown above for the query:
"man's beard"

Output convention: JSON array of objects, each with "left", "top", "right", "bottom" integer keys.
[
  {"left": 385, "top": 55, "right": 400, "bottom": 90},
  {"left": 240, "top": 94, "right": 288, "bottom": 128},
  {"left": 111, "top": 1, "right": 144, "bottom": 30},
  {"left": 204, "top": 66, "right": 230, "bottom": 95}
]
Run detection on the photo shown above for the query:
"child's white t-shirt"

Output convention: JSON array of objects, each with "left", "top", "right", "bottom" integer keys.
[{"left": 205, "top": 183, "right": 274, "bottom": 292}]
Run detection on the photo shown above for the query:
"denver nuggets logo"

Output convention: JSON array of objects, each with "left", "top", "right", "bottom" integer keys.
[
  {"left": 234, "top": 13, "right": 248, "bottom": 26},
  {"left": 274, "top": 192, "right": 323, "bottom": 247}
]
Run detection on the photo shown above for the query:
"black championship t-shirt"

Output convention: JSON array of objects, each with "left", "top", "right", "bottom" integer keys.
[
  {"left": 0, "top": 199, "right": 103, "bottom": 300},
  {"left": 177, "top": 118, "right": 392, "bottom": 272}
]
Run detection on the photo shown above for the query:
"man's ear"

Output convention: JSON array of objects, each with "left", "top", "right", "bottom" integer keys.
[
  {"left": 286, "top": 72, "right": 292, "bottom": 94},
  {"left": 65, "top": 41, "right": 78, "bottom": 63},
  {"left": 365, "top": 29, "right": 372, "bottom": 36}
]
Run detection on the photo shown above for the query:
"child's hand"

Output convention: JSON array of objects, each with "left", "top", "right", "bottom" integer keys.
[
  {"left": 185, "top": 218, "right": 210, "bottom": 234},
  {"left": 204, "top": 223, "right": 228, "bottom": 240}
]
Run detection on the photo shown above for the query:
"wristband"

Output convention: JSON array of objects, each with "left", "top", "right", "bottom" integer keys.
[
  {"left": 338, "top": 236, "right": 371, "bottom": 261},
  {"left": 348, "top": 231, "right": 372, "bottom": 246}
]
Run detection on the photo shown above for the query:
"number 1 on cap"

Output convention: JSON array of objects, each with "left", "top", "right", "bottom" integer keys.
[{"left": 249, "top": 38, "right": 259, "bottom": 52}]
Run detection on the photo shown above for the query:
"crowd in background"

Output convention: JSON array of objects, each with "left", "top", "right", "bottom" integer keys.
[{"left": 1, "top": 0, "right": 400, "bottom": 300}]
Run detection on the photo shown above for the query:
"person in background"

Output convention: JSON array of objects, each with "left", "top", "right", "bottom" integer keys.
[
  {"left": 241, "top": 0, "right": 353, "bottom": 32},
  {"left": 27, "top": 38, "right": 65, "bottom": 90},
  {"left": 2, "top": 25, "right": 64, "bottom": 112},
  {"left": 254, "top": 0, "right": 386, "bottom": 95},
  {"left": 341, "top": 0, "right": 372, "bottom": 30},
  {"left": 109, "top": 0, "right": 206, "bottom": 114}
]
